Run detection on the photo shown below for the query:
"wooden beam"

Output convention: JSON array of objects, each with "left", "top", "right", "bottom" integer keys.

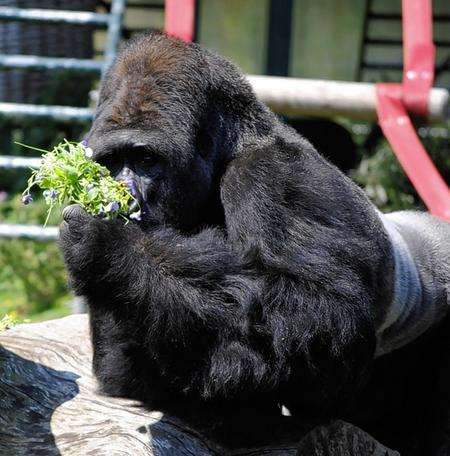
[{"left": 247, "top": 75, "right": 449, "bottom": 122}]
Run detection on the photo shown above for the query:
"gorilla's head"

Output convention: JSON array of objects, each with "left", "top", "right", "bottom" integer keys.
[{"left": 86, "top": 32, "right": 273, "bottom": 232}]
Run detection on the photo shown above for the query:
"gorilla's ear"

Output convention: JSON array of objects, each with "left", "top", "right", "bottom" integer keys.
[
  {"left": 196, "top": 52, "right": 275, "bottom": 168},
  {"left": 195, "top": 115, "right": 216, "bottom": 161},
  {"left": 194, "top": 96, "right": 233, "bottom": 164}
]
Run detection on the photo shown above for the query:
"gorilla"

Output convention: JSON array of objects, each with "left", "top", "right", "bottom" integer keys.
[{"left": 59, "top": 32, "right": 450, "bottom": 454}]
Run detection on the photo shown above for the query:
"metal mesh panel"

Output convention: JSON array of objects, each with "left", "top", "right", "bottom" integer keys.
[{"left": 0, "top": 0, "right": 97, "bottom": 104}]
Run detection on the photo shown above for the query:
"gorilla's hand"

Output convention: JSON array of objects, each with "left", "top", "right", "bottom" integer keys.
[
  {"left": 59, "top": 204, "right": 138, "bottom": 297},
  {"left": 59, "top": 205, "right": 99, "bottom": 277}
]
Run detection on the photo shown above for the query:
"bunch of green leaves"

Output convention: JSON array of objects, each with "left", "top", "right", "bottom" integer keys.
[
  {"left": 22, "top": 140, "right": 134, "bottom": 225},
  {"left": 352, "top": 130, "right": 450, "bottom": 212}
]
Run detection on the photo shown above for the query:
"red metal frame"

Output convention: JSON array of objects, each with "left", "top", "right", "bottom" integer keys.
[
  {"left": 163, "top": 0, "right": 450, "bottom": 219},
  {"left": 375, "top": 0, "right": 450, "bottom": 221},
  {"left": 164, "top": 0, "right": 195, "bottom": 42}
]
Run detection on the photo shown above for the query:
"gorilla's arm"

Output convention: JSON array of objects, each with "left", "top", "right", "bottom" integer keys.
[
  {"left": 220, "top": 135, "right": 386, "bottom": 412},
  {"left": 59, "top": 206, "right": 274, "bottom": 404}
]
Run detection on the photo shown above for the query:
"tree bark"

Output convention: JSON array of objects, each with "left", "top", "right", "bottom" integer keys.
[{"left": 0, "top": 315, "right": 399, "bottom": 455}]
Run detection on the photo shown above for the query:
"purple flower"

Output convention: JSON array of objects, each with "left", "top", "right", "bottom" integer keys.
[
  {"left": 104, "top": 201, "right": 120, "bottom": 213},
  {"left": 43, "top": 189, "right": 59, "bottom": 201},
  {"left": 97, "top": 207, "right": 106, "bottom": 218},
  {"left": 22, "top": 194, "right": 33, "bottom": 205},
  {"left": 120, "top": 177, "right": 138, "bottom": 198}
]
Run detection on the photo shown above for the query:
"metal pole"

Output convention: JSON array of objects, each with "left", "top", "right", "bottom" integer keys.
[
  {"left": 0, "top": 102, "right": 93, "bottom": 122},
  {"left": 0, "top": 55, "right": 104, "bottom": 72},
  {"left": 0, "top": 224, "right": 58, "bottom": 240},
  {"left": 0, "top": 7, "right": 110, "bottom": 26},
  {"left": 0, "top": 156, "right": 41, "bottom": 168},
  {"left": 104, "top": 0, "right": 126, "bottom": 67}
]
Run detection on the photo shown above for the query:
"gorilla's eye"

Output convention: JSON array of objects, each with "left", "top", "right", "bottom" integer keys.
[
  {"left": 98, "top": 155, "right": 123, "bottom": 176},
  {"left": 137, "top": 154, "right": 159, "bottom": 167}
]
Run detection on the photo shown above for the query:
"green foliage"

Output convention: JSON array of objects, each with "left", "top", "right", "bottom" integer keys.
[
  {"left": 0, "top": 195, "right": 71, "bottom": 321},
  {"left": 0, "top": 122, "right": 89, "bottom": 195},
  {"left": 351, "top": 126, "right": 450, "bottom": 212},
  {"left": 0, "top": 312, "right": 29, "bottom": 331},
  {"left": 22, "top": 140, "right": 135, "bottom": 224}
]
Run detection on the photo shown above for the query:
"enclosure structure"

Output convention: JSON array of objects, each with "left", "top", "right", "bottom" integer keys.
[
  {"left": 0, "top": 1, "right": 449, "bottom": 455},
  {"left": 0, "top": 0, "right": 449, "bottom": 240}
]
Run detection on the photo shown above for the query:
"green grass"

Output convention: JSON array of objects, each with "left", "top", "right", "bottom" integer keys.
[{"left": 0, "top": 194, "right": 72, "bottom": 321}]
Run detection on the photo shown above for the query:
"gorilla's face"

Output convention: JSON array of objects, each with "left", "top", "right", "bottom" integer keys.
[
  {"left": 85, "top": 34, "right": 227, "bottom": 232},
  {"left": 87, "top": 128, "right": 217, "bottom": 231}
]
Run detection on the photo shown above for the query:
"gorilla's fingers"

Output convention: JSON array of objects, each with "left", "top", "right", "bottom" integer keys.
[
  {"left": 128, "top": 198, "right": 140, "bottom": 213},
  {"left": 63, "top": 204, "right": 89, "bottom": 223},
  {"left": 60, "top": 204, "right": 93, "bottom": 249}
]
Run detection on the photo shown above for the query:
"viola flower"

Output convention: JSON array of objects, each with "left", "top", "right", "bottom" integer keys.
[
  {"left": 105, "top": 201, "right": 120, "bottom": 213},
  {"left": 84, "top": 147, "right": 94, "bottom": 158},
  {"left": 21, "top": 194, "right": 33, "bottom": 205},
  {"left": 43, "top": 189, "right": 59, "bottom": 201}
]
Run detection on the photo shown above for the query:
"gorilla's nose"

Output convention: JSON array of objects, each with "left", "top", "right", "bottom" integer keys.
[
  {"left": 116, "top": 167, "right": 143, "bottom": 215},
  {"left": 117, "top": 167, "right": 136, "bottom": 195}
]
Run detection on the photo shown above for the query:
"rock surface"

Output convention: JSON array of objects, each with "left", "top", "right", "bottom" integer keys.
[{"left": 0, "top": 315, "right": 399, "bottom": 455}]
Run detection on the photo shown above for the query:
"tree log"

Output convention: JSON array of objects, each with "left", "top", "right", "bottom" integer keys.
[
  {"left": 0, "top": 315, "right": 399, "bottom": 455},
  {"left": 247, "top": 76, "right": 449, "bottom": 123}
]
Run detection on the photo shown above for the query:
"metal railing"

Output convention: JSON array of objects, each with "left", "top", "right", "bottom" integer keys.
[
  {"left": 358, "top": 0, "right": 450, "bottom": 81},
  {"left": 0, "top": 7, "right": 111, "bottom": 26},
  {"left": 0, "top": 55, "right": 105, "bottom": 72},
  {"left": 0, "top": 224, "right": 59, "bottom": 240},
  {"left": 0, "top": 0, "right": 126, "bottom": 240},
  {"left": 0, "top": 102, "right": 93, "bottom": 122}
]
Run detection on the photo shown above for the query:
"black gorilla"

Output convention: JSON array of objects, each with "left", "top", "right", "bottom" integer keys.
[{"left": 59, "top": 33, "right": 450, "bottom": 453}]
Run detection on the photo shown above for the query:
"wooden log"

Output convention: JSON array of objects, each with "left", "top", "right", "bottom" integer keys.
[
  {"left": 0, "top": 315, "right": 399, "bottom": 455},
  {"left": 247, "top": 75, "right": 449, "bottom": 123},
  {"left": 89, "top": 77, "right": 449, "bottom": 124}
]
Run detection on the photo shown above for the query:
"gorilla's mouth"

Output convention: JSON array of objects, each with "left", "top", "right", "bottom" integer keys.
[
  {"left": 114, "top": 174, "right": 141, "bottom": 221},
  {"left": 118, "top": 175, "right": 155, "bottom": 224}
]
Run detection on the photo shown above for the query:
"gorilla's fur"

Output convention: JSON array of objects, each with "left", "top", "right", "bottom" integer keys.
[{"left": 59, "top": 33, "right": 450, "bottom": 453}]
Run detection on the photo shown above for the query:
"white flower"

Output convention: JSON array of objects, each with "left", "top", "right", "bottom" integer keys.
[
  {"left": 129, "top": 210, "right": 141, "bottom": 221},
  {"left": 105, "top": 201, "right": 120, "bottom": 213},
  {"left": 84, "top": 147, "right": 94, "bottom": 158}
]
